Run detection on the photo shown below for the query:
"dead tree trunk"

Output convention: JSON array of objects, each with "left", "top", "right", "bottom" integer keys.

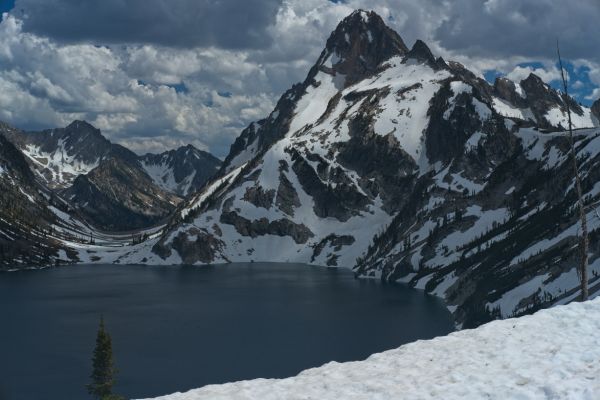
[{"left": 557, "top": 42, "right": 589, "bottom": 301}]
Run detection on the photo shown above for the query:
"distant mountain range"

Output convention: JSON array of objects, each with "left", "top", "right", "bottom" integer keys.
[
  {"left": 2, "top": 9, "right": 600, "bottom": 328},
  {"left": 0, "top": 119, "right": 221, "bottom": 255}
]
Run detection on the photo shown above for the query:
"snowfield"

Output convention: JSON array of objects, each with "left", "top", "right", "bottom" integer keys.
[{"left": 140, "top": 298, "right": 600, "bottom": 400}]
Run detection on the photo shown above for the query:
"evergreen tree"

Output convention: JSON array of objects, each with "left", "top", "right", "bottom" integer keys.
[{"left": 87, "top": 316, "right": 118, "bottom": 399}]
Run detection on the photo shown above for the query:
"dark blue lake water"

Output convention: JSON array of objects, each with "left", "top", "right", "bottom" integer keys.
[{"left": 0, "top": 263, "right": 453, "bottom": 399}]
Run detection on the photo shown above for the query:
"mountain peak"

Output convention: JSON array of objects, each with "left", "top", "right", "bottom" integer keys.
[
  {"left": 520, "top": 73, "right": 555, "bottom": 99},
  {"left": 405, "top": 39, "right": 446, "bottom": 70},
  {"left": 173, "top": 144, "right": 201, "bottom": 157},
  {"left": 318, "top": 9, "right": 408, "bottom": 86},
  {"left": 521, "top": 73, "right": 545, "bottom": 86},
  {"left": 181, "top": 143, "right": 204, "bottom": 154},
  {"left": 520, "top": 73, "right": 561, "bottom": 96},
  {"left": 65, "top": 120, "right": 101, "bottom": 135},
  {"left": 519, "top": 72, "right": 586, "bottom": 127},
  {"left": 407, "top": 39, "right": 433, "bottom": 59},
  {"left": 324, "top": 9, "right": 408, "bottom": 58}
]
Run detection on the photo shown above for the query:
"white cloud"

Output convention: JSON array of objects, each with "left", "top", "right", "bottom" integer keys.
[
  {"left": 506, "top": 64, "right": 562, "bottom": 84},
  {"left": 436, "top": 0, "right": 600, "bottom": 62},
  {"left": 1, "top": 0, "right": 599, "bottom": 155},
  {"left": 574, "top": 60, "right": 600, "bottom": 86},
  {"left": 0, "top": 13, "right": 275, "bottom": 156},
  {"left": 585, "top": 88, "right": 600, "bottom": 101}
]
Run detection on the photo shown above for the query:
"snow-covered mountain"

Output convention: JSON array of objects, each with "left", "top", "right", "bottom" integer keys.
[
  {"left": 4, "top": 120, "right": 221, "bottom": 196},
  {"left": 2, "top": 9, "right": 599, "bottom": 328},
  {"left": 135, "top": 10, "right": 600, "bottom": 327},
  {"left": 2, "top": 120, "right": 221, "bottom": 231},
  {"left": 140, "top": 145, "right": 222, "bottom": 197},
  {"left": 2, "top": 120, "right": 138, "bottom": 189},
  {"left": 0, "top": 120, "right": 167, "bottom": 267}
]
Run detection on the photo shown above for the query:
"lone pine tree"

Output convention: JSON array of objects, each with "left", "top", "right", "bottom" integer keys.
[{"left": 87, "top": 316, "right": 119, "bottom": 399}]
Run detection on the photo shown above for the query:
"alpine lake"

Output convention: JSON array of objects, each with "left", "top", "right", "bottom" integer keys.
[{"left": 0, "top": 263, "right": 453, "bottom": 399}]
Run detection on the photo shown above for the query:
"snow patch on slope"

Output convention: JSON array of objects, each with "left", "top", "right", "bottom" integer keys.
[
  {"left": 141, "top": 159, "right": 195, "bottom": 196},
  {"left": 545, "top": 106, "right": 595, "bottom": 129},
  {"left": 181, "top": 163, "right": 247, "bottom": 220},
  {"left": 21, "top": 141, "right": 99, "bottom": 187},
  {"left": 363, "top": 58, "right": 449, "bottom": 164},
  {"left": 288, "top": 71, "right": 344, "bottom": 136},
  {"left": 491, "top": 97, "right": 534, "bottom": 121}
]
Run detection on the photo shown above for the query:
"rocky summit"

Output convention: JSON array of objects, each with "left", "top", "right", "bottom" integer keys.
[{"left": 128, "top": 10, "right": 600, "bottom": 327}]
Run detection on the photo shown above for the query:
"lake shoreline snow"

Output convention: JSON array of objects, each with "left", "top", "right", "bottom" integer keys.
[{"left": 140, "top": 298, "right": 600, "bottom": 400}]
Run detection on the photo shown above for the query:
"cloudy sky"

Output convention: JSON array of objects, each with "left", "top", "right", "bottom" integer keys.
[{"left": 1, "top": 0, "right": 599, "bottom": 156}]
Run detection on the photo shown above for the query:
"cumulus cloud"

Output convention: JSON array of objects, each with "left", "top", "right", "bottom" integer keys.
[
  {"left": 575, "top": 60, "right": 600, "bottom": 87},
  {"left": 0, "top": 0, "right": 599, "bottom": 156},
  {"left": 506, "top": 64, "right": 562, "bottom": 84},
  {"left": 585, "top": 88, "right": 600, "bottom": 101},
  {"left": 435, "top": 0, "right": 600, "bottom": 62},
  {"left": 0, "top": 13, "right": 276, "bottom": 155}
]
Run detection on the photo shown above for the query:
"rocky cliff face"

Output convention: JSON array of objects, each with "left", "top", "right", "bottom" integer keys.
[
  {"left": 592, "top": 99, "right": 600, "bottom": 123},
  {"left": 0, "top": 126, "right": 72, "bottom": 268},
  {"left": 63, "top": 157, "right": 181, "bottom": 231},
  {"left": 139, "top": 10, "right": 600, "bottom": 327}
]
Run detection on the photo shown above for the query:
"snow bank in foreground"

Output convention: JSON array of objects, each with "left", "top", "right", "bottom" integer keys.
[{"left": 140, "top": 299, "right": 600, "bottom": 400}]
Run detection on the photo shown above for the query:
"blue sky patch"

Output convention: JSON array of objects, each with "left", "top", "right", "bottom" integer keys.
[
  {"left": 167, "top": 83, "right": 189, "bottom": 94},
  {"left": 0, "top": 0, "right": 15, "bottom": 14}
]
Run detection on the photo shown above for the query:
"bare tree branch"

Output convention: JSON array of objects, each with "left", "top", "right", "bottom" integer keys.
[{"left": 557, "top": 40, "right": 589, "bottom": 301}]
